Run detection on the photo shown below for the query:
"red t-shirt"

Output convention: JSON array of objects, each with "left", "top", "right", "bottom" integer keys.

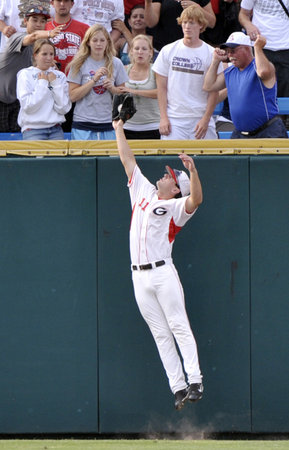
[
  {"left": 124, "top": 0, "right": 141, "bottom": 15},
  {"left": 210, "top": 0, "right": 239, "bottom": 14},
  {"left": 46, "top": 19, "right": 89, "bottom": 73}
]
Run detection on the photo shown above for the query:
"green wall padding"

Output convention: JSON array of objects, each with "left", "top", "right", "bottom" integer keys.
[
  {"left": 0, "top": 158, "right": 98, "bottom": 433},
  {"left": 0, "top": 155, "right": 288, "bottom": 434}
]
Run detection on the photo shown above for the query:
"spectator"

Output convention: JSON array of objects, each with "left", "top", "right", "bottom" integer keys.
[
  {"left": 0, "top": 4, "right": 62, "bottom": 133},
  {"left": 46, "top": 0, "right": 89, "bottom": 74},
  {"left": 144, "top": 0, "right": 216, "bottom": 51},
  {"left": 203, "top": 0, "right": 241, "bottom": 46},
  {"left": 119, "top": 35, "right": 160, "bottom": 139},
  {"left": 50, "top": 0, "right": 124, "bottom": 42},
  {"left": 113, "top": 4, "right": 158, "bottom": 66},
  {"left": 239, "top": 0, "right": 289, "bottom": 99},
  {"left": 16, "top": 39, "right": 71, "bottom": 140},
  {"left": 203, "top": 32, "right": 288, "bottom": 138},
  {"left": 124, "top": 0, "right": 144, "bottom": 23},
  {"left": 46, "top": 0, "right": 89, "bottom": 133},
  {"left": 67, "top": 24, "right": 128, "bottom": 140},
  {"left": 152, "top": 5, "right": 219, "bottom": 140},
  {"left": 0, "top": 0, "right": 33, "bottom": 52}
]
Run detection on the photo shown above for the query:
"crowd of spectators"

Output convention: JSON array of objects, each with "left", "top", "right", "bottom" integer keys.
[{"left": 0, "top": 0, "right": 288, "bottom": 140}]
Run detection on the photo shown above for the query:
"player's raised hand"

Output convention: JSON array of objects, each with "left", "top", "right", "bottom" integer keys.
[
  {"left": 112, "top": 119, "right": 124, "bottom": 131},
  {"left": 178, "top": 153, "right": 196, "bottom": 172}
]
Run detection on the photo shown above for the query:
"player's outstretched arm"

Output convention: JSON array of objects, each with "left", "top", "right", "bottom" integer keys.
[
  {"left": 113, "top": 120, "right": 137, "bottom": 180},
  {"left": 179, "top": 154, "right": 203, "bottom": 214}
]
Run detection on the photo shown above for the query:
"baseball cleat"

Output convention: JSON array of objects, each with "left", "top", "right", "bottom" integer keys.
[
  {"left": 174, "top": 388, "right": 188, "bottom": 410},
  {"left": 186, "top": 382, "right": 204, "bottom": 402}
]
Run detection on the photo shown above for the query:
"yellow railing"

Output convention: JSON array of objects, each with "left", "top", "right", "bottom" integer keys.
[{"left": 0, "top": 138, "right": 289, "bottom": 157}]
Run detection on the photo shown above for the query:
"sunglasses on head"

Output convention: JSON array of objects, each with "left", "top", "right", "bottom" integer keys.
[{"left": 26, "top": 7, "right": 50, "bottom": 16}]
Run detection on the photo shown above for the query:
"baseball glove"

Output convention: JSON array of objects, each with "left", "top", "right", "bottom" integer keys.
[{"left": 112, "top": 93, "right": 137, "bottom": 123}]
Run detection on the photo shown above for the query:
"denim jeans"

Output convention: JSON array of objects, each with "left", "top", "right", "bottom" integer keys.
[
  {"left": 71, "top": 128, "right": 116, "bottom": 140},
  {"left": 23, "top": 124, "right": 64, "bottom": 140}
]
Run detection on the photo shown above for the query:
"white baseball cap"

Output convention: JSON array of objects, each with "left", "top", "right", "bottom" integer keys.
[
  {"left": 166, "top": 165, "right": 190, "bottom": 197},
  {"left": 220, "top": 32, "right": 253, "bottom": 49}
]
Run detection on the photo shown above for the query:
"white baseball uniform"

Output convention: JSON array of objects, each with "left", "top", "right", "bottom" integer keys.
[{"left": 128, "top": 165, "right": 202, "bottom": 394}]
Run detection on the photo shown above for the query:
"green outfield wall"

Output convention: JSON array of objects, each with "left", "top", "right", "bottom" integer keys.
[{"left": 0, "top": 155, "right": 288, "bottom": 435}]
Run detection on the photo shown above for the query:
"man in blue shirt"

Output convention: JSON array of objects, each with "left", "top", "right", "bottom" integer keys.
[{"left": 203, "top": 31, "right": 287, "bottom": 138}]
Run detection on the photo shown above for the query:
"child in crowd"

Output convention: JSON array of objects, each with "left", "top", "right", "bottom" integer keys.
[
  {"left": 16, "top": 39, "right": 71, "bottom": 140},
  {"left": 67, "top": 24, "right": 128, "bottom": 140},
  {"left": 119, "top": 35, "right": 160, "bottom": 139}
]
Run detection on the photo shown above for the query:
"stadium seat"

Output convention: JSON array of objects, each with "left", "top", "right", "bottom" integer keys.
[
  {"left": 0, "top": 132, "right": 23, "bottom": 140},
  {"left": 277, "top": 97, "right": 289, "bottom": 115},
  {"left": 213, "top": 101, "right": 224, "bottom": 115},
  {"left": 0, "top": 132, "right": 71, "bottom": 140}
]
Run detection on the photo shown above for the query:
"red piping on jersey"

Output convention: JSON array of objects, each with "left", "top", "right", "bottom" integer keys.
[
  {"left": 169, "top": 217, "right": 182, "bottom": 243},
  {"left": 128, "top": 165, "right": 137, "bottom": 186},
  {"left": 129, "top": 167, "right": 137, "bottom": 231}
]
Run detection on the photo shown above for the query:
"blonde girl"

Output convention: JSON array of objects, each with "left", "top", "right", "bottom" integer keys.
[
  {"left": 67, "top": 24, "right": 128, "bottom": 140},
  {"left": 119, "top": 34, "right": 160, "bottom": 139},
  {"left": 16, "top": 39, "right": 71, "bottom": 140}
]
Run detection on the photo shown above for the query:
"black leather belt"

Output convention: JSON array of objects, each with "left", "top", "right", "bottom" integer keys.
[
  {"left": 240, "top": 116, "right": 279, "bottom": 136},
  {"left": 132, "top": 260, "right": 166, "bottom": 271}
]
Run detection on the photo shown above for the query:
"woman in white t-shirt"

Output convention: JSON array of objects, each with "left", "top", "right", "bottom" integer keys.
[{"left": 16, "top": 39, "right": 71, "bottom": 140}]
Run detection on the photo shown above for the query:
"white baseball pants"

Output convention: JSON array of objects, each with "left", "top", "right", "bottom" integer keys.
[{"left": 132, "top": 262, "right": 202, "bottom": 394}]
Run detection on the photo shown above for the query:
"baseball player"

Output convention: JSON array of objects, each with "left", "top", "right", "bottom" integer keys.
[{"left": 113, "top": 119, "right": 204, "bottom": 410}]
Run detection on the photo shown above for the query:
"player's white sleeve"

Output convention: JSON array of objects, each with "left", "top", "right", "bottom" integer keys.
[
  {"left": 128, "top": 165, "right": 155, "bottom": 209},
  {"left": 172, "top": 196, "right": 197, "bottom": 227}
]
